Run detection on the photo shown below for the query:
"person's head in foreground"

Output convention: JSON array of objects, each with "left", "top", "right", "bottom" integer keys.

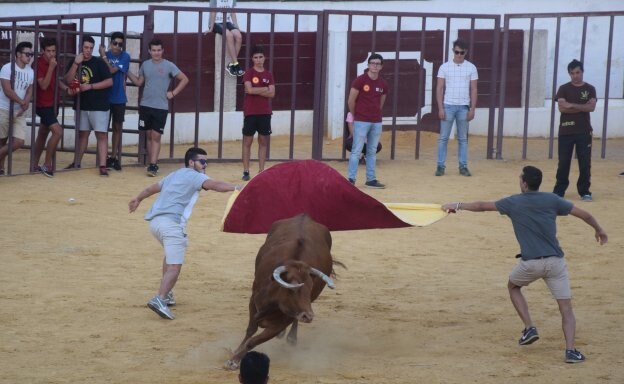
[
  {"left": 520, "top": 165, "right": 542, "bottom": 192},
  {"left": 239, "top": 351, "right": 270, "bottom": 384}
]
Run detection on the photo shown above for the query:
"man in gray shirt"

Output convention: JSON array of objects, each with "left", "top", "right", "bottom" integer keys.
[
  {"left": 128, "top": 147, "right": 240, "bottom": 320},
  {"left": 128, "top": 38, "right": 188, "bottom": 177},
  {"left": 442, "top": 165, "right": 607, "bottom": 363}
]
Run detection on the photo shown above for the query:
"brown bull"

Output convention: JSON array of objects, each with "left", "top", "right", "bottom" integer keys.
[{"left": 225, "top": 214, "right": 343, "bottom": 369}]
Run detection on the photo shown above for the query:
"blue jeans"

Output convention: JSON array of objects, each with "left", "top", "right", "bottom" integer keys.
[
  {"left": 348, "top": 120, "right": 382, "bottom": 181},
  {"left": 437, "top": 104, "right": 469, "bottom": 168}
]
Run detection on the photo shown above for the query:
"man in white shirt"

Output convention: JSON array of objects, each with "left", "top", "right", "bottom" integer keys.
[
  {"left": 435, "top": 39, "right": 478, "bottom": 177},
  {"left": 0, "top": 41, "right": 34, "bottom": 175}
]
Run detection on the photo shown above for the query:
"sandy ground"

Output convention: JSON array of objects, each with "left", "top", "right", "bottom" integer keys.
[{"left": 1, "top": 133, "right": 623, "bottom": 384}]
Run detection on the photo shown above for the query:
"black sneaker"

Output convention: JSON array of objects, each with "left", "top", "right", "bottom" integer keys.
[
  {"left": 226, "top": 63, "right": 238, "bottom": 77},
  {"left": 348, "top": 178, "right": 355, "bottom": 185},
  {"left": 113, "top": 158, "right": 122, "bottom": 171},
  {"left": 565, "top": 349, "right": 585, "bottom": 363},
  {"left": 365, "top": 179, "right": 385, "bottom": 189},
  {"left": 518, "top": 326, "right": 539, "bottom": 345},
  {"left": 147, "top": 163, "right": 159, "bottom": 177},
  {"left": 242, "top": 171, "right": 250, "bottom": 181},
  {"left": 435, "top": 166, "right": 445, "bottom": 176},
  {"left": 459, "top": 166, "right": 472, "bottom": 177},
  {"left": 64, "top": 162, "right": 81, "bottom": 170},
  {"left": 99, "top": 166, "right": 109, "bottom": 177},
  {"left": 40, "top": 164, "right": 54, "bottom": 178},
  {"left": 235, "top": 65, "right": 245, "bottom": 77},
  {"left": 106, "top": 156, "right": 114, "bottom": 170}
]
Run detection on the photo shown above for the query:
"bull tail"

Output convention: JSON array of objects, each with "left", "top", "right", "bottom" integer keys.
[{"left": 331, "top": 259, "right": 347, "bottom": 278}]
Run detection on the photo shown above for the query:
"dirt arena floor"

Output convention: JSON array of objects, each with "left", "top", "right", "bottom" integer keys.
[{"left": 1, "top": 133, "right": 623, "bottom": 383}]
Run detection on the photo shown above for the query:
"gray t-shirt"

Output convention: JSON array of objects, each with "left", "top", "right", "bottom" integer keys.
[
  {"left": 139, "top": 59, "right": 181, "bottom": 110},
  {"left": 495, "top": 191, "right": 573, "bottom": 260},
  {"left": 145, "top": 168, "right": 210, "bottom": 228}
]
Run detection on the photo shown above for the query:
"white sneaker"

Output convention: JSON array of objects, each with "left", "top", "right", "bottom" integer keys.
[
  {"left": 163, "top": 291, "right": 176, "bottom": 306},
  {"left": 147, "top": 295, "right": 175, "bottom": 319}
]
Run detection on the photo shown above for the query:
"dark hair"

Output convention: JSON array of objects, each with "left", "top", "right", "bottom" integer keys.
[
  {"left": 111, "top": 31, "right": 125, "bottom": 42},
  {"left": 40, "top": 37, "right": 57, "bottom": 51},
  {"left": 521, "top": 165, "right": 542, "bottom": 191},
  {"left": 453, "top": 39, "right": 468, "bottom": 50},
  {"left": 15, "top": 41, "right": 32, "bottom": 56},
  {"left": 368, "top": 53, "right": 383, "bottom": 64},
  {"left": 251, "top": 45, "right": 265, "bottom": 56},
  {"left": 567, "top": 59, "right": 584, "bottom": 73},
  {"left": 184, "top": 147, "right": 207, "bottom": 167},
  {"left": 82, "top": 35, "right": 95, "bottom": 45},
  {"left": 240, "top": 351, "right": 270, "bottom": 384},
  {"left": 149, "top": 38, "right": 163, "bottom": 49}
]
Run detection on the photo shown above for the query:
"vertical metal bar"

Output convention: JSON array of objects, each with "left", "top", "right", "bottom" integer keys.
[
  {"left": 580, "top": 16, "right": 587, "bottom": 63},
  {"left": 415, "top": 16, "right": 426, "bottom": 160},
  {"left": 601, "top": 15, "right": 614, "bottom": 159},
  {"left": 522, "top": 18, "right": 535, "bottom": 160},
  {"left": 342, "top": 14, "right": 353, "bottom": 160},
  {"left": 267, "top": 12, "right": 276, "bottom": 160},
  {"left": 488, "top": 15, "right": 500, "bottom": 159},
  {"left": 169, "top": 10, "right": 179, "bottom": 160},
  {"left": 288, "top": 14, "right": 299, "bottom": 160},
  {"left": 495, "top": 16, "right": 510, "bottom": 160},
  {"left": 548, "top": 17, "right": 562, "bottom": 159},
  {"left": 444, "top": 17, "right": 451, "bottom": 63},
  {"left": 389, "top": 16, "right": 401, "bottom": 160},
  {"left": 194, "top": 12, "right": 203, "bottom": 147},
  {"left": 312, "top": 11, "right": 327, "bottom": 160}
]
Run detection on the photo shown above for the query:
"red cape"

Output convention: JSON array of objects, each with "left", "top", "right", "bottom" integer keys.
[{"left": 222, "top": 160, "right": 411, "bottom": 233}]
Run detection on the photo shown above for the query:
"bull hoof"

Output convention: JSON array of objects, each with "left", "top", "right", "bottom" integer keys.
[{"left": 224, "top": 360, "right": 239, "bottom": 370}]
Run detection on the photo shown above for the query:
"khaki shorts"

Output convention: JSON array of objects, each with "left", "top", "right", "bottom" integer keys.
[
  {"left": 509, "top": 256, "right": 571, "bottom": 299},
  {"left": 149, "top": 215, "right": 188, "bottom": 265},
  {"left": 0, "top": 108, "right": 27, "bottom": 140}
]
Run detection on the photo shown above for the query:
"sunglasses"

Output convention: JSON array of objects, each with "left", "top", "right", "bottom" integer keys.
[
  {"left": 193, "top": 158, "right": 208, "bottom": 165},
  {"left": 454, "top": 50, "right": 466, "bottom": 55},
  {"left": 111, "top": 41, "right": 123, "bottom": 47},
  {"left": 20, "top": 51, "right": 34, "bottom": 57}
]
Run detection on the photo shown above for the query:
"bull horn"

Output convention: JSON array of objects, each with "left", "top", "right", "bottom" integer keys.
[
  {"left": 310, "top": 268, "right": 336, "bottom": 289},
  {"left": 273, "top": 266, "right": 304, "bottom": 289}
]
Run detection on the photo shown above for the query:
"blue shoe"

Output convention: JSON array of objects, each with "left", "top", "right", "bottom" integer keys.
[
  {"left": 565, "top": 349, "right": 585, "bottom": 363},
  {"left": 147, "top": 295, "right": 175, "bottom": 319},
  {"left": 581, "top": 194, "right": 593, "bottom": 202},
  {"left": 518, "top": 326, "right": 539, "bottom": 345}
]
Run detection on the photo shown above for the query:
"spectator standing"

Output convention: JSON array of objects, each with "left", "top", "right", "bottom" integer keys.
[
  {"left": 435, "top": 39, "right": 478, "bottom": 177},
  {"left": 63, "top": 35, "right": 113, "bottom": 176},
  {"left": 100, "top": 31, "right": 131, "bottom": 172},
  {"left": 346, "top": 53, "right": 388, "bottom": 189},
  {"left": 0, "top": 42, "right": 34, "bottom": 175},
  {"left": 241, "top": 45, "right": 275, "bottom": 181},
  {"left": 553, "top": 59, "right": 597, "bottom": 202},
  {"left": 33, "top": 37, "right": 67, "bottom": 177},
  {"left": 127, "top": 38, "right": 189, "bottom": 177}
]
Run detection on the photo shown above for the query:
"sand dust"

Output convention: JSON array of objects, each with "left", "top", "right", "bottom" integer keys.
[{"left": 1, "top": 133, "right": 623, "bottom": 383}]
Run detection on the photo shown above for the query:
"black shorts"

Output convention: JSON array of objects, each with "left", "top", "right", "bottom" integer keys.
[
  {"left": 139, "top": 106, "right": 168, "bottom": 135},
  {"left": 110, "top": 103, "right": 126, "bottom": 124},
  {"left": 35, "top": 107, "right": 59, "bottom": 126},
  {"left": 212, "top": 22, "right": 238, "bottom": 35},
  {"left": 242, "top": 115, "right": 272, "bottom": 137}
]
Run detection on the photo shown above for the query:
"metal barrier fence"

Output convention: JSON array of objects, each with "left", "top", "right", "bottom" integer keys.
[{"left": 0, "top": 7, "right": 622, "bottom": 176}]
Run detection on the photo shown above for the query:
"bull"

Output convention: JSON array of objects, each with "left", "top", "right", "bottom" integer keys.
[{"left": 225, "top": 214, "right": 343, "bottom": 369}]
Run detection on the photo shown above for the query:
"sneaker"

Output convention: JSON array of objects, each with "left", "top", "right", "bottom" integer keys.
[
  {"left": 99, "top": 166, "right": 109, "bottom": 177},
  {"left": 365, "top": 179, "right": 386, "bottom": 189},
  {"left": 565, "top": 349, "right": 585, "bottom": 363},
  {"left": 348, "top": 178, "right": 355, "bottom": 185},
  {"left": 147, "top": 295, "right": 175, "bottom": 320},
  {"left": 619, "top": 171, "right": 624, "bottom": 176},
  {"left": 105, "top": 156, "right": 114, "bottom": 170},
  {"left": 32, "top": 165, "right": 42, "bottom": 172},
  {"left": 435, "top": 166, "right": 445, "bottom": 176},
  {"left": 64, "top": 162, "right": 81, "bottom": 170},
  {"left": 226, "top": 63, "right": 238, "bottom": 77},
  {"left": 113, "top": 158, "right": 122, "bottom": 171},
  {"left": 234, "top": 65, "right": 245, "bottom": 77},
  {"left": 518, "top": 326, "right": 539, "bottom": 345},
  {"left": 147, "top": 163, "right": 159, "bottom": 177},
  {"left": 459, "top": 167, "right": 472, "bottom": 177},
  {"left": 581, "top": 194, "right": 593, "bottom": 202},
  {"left": 164, "top": 291, "right": 176, "bottom": 306},
  {"left": 40, "top": 164, "right": 54, "bottom": 178},
  {"left": 242, "top": 171, "right": 250, "bottom": 181}
]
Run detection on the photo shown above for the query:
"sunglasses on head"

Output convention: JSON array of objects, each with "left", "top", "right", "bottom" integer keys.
[
  {"left": 454, "top": 50, "right": 466, "bottom": 55},
  {"left": 193, "top": 158, "right": 208, "bottom": 165},
  {"left": 111, "top": 41, "right": 123, "bottom": 47}
]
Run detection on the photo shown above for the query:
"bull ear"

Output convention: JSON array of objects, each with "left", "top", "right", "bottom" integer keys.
[
  {"left": 273, "top": 265, "right": 304, "bottom": 289},
  {"left": 309, "top": 268, "right": 336, "bottom": 289}
]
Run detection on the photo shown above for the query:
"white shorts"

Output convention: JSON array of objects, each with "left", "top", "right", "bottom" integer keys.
[
  {"left": 149, "top": 216, "right": 188, "bottom": 265},
  {"left": 77, "top": 110, "right": 110, "bottom": 132},
  {"left": 509, "top": 256, "right": 571, "bottom": 299}
]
